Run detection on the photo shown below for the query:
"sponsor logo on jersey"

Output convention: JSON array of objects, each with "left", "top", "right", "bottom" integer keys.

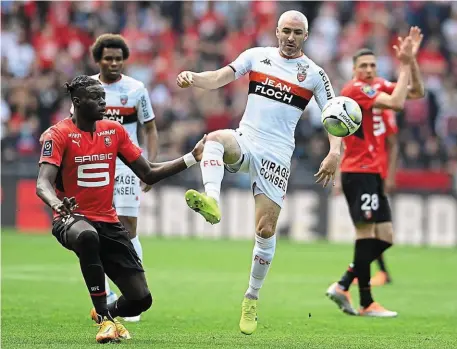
[
  {"left": 319, "top": 70, "right": 333, "bottom": 100},
  {"left": 74, "top": 153, "right": 114, "bottom": 163},
  {"left": 120, "top": 94, "right": 128, "bottom": 105},
  {"left": 361, "top": 84, "right": 377, "bottom": 98},
  {"left": 296, "top": 63, "right": 309, "bottom": 82},
  {"left": 104, "top": 136, "right": 112, "bottom": 147},
  {"left": 255, "top": 77, "right": 294, "bottom": 104},
  {"left": 97, "top": 129, "right": 116, "bottom": 137},
  {"left": 104, "top": 107, "right": 138, "bottom": 124},
  {"left": 249, "top": 71, "right": 313, "bottom": 110},
  {"left": 140, "top": 94, "right": 150, "bottom": 119},
  {"left": 260, "top": 58, "right": 272, "bottom": 66},
  {"left": 42, "top": 140, "right": 53, "bottom": 157}
]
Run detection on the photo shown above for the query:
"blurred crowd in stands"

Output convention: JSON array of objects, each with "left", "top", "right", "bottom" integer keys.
[{"left": 1, "top": 1, "right": 456, "bottom": 188}]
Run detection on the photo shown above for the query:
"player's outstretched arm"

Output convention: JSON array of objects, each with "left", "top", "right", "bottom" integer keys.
[
  {"left": 176, "top": 66, "right": 235, "bottom": 90},
  {"left": 36, "top": 163, "right": 76, "bottom": 215},
  {"left": 374, "top": 36, "right": 413, "bottom": 111},
  {"left": 407, "top": 27, "right": 425, "bottom": 99},
  {"left": 124, "top": 135, "right": 207, "bottom": 185}
]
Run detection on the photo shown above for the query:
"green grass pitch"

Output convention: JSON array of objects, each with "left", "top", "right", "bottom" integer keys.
[{"left": 2, "top": 231, "right": 456, "bottom": 348}]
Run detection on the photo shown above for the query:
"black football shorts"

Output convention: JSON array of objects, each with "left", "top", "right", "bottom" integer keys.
[
  {"left": 341, "top": 172, "right": 392, "bottom": 224},
  {"left": 52, "top": 214, "right": 144, "bottom": 281}
]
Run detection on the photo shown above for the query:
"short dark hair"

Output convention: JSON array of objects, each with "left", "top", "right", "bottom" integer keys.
[
  {"left": 91, "top": 34, "right": 130, "bottom": 62},
  {"left": 64, "top": 75, "right": 101, "bottom": 98},
  {"left": 352, "top": 48, "right": 375, "bottom": 64}
]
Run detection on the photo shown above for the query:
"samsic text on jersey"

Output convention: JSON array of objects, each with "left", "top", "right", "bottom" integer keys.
[
  {"left": 229, "top": 47, "right": 335, "bottom": 156},
  {"left": 340, "top": 77, "right": 396, "bottom": 174},
  {"left": 39, "top": 118, "right": 142, "bottom": 223}
]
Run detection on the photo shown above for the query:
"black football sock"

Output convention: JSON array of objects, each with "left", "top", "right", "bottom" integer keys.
[
  {"left": 377, "top": 254, "right": 387, "bottom": 272},
  {"left": 76, "top": 232, "right": 109, "bottom": 318},
  {"left": 373, "top": 239, "right": 392, "bottom": 261},
  {"left": 353, "top": 238, "right": 377, "bottom": 308},
  {"left": 82, "top": 263, "right": 109, "bottom": 317},
  {"left": 338, "top": 263, "right": 356, "bottom": 291}
]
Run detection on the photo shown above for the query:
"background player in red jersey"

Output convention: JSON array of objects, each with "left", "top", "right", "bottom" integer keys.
[
  {"left": 326, "top": 27, "right": 425, "bottom": 317},
  {"left": 36, "top": 76, "right": 206, "bottom": 343},
  {"left": 349, "top": 110, "right": 399, "bottom": 286}
]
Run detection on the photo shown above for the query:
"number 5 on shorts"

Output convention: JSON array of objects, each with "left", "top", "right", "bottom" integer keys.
[{"left": 361, "top": 193, "right": 379, "bottom": 211}]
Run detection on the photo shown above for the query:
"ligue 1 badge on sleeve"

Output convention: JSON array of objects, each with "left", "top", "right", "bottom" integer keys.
[
  {"left": 42, "top": 140, "right": 53, "bottom": 157},
  {"left": 296, "top": 62, "right": 308, "bottom": 82}
]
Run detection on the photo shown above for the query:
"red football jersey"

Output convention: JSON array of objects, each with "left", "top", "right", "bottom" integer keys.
[
  {"left": 39, "top": 118, "right": 142, "bottom": 222},
  {"left": 340, "top": 77, "right": 396, "bottom": 173},
  {"left": 375, "top": 109, "right": 398, "bottom": 179}
]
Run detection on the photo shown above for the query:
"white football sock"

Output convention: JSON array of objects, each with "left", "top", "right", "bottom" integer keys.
[
  {"left": 131, "top": 236, "right": 143, "bottom": 262},
  {"left": 200, "top": 141, "right": 225, "bottom": 204},
  {"left": 105, "top": 276, "right": 111, "bottom": 295},
  {"left": 245, "top": 234, "right": 277, "bottom": 299}
]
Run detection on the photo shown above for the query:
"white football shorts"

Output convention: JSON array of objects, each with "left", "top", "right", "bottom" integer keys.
[
  {"left": 113, "top": 166, "right": 141, "bottom": 217},
  {"left": 225, "top": 129, "right": 291, "bottom": 208}
]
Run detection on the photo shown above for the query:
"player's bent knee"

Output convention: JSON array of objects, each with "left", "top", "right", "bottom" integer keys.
[
  {"left": 129, "top": 293, "right": 153, "bottom": 316},
  {"left": 74, "top": 230, "right": 99, "bottom": 252},
  {"left": 206, "top": 130, "right": 226, "bottom": 143},
  {"left": 256, "top": 220, "right": 276, "bottom": 239}
]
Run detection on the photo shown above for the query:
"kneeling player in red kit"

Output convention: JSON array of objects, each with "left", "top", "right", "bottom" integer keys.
[{"left": 36, "top": 75, "right": 206, "bottom": 343}]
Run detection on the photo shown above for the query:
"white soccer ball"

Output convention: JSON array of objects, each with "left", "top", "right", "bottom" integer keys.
[{"left": 321, "top": 96, "right": 362, "bottom": 137}]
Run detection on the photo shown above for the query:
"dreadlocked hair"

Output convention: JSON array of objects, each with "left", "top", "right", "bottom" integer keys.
[{"left": 64, "top": 75, "right": 101, "bottom": 97}]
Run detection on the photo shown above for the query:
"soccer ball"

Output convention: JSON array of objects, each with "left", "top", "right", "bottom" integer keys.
[{"left": 321, "top": 96, "right": 362, "bottom": 137}]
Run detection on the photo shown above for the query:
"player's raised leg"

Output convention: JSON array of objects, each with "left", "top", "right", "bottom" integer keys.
[
  {"left": 185, "top": 130, "right": 242, "bottom": 224},
  {"left": 239, "top": 193, "right": 280, "bottom": 335}
]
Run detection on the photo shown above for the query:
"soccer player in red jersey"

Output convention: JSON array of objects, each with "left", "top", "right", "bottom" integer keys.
[
  {"left": 350, "top": 109, "right": 398, "bottom": 286},
  {"left": 36, "top": 76, "right": 206, "bottom": 343},
  {"left": 326, "top": 27, "right": 425, "bottom": 317}
]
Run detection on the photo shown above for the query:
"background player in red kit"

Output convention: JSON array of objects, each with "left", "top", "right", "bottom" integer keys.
[
  {"left": 326, "top": 27, "right": 425, "bottom": 317},
  {"left": 36, "top": 76, "right": 206, "bottom": 343},
  {"left": 350, "top": 109, "right": 398, "bottom": 286}
]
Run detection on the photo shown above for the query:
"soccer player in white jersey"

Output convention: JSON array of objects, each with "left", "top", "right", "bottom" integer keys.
[
  {"left": 90, "top": 34, "right": 158, "bottom": 322},
  {"left": 177, "top": 11, "right": 341, "bottom": 334}
]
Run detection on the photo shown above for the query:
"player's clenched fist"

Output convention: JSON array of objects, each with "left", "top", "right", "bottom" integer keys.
[{"left": 177, "top": 71, "right": 194, "bottom": 88}]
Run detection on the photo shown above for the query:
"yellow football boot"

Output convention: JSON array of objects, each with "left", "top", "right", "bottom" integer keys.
[
  {"left": 185, "top": 189, "right": 221, "bottom": 224},
  {"left": 239, "top": 297, "right": 258, "bottom": 335}
]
